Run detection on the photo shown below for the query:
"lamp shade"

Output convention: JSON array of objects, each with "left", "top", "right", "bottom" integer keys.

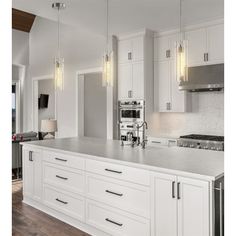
[{"left": 41, "top": 119, "right": 58, "bottom": 132}]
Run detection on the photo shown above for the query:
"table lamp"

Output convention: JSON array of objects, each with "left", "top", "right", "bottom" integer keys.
[{"left": 41, "top": 119, "right": 57, "bottom": 139}]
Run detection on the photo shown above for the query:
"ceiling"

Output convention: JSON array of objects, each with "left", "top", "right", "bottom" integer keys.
[
  {"left": 12, "top": 8, "right": 36, "bottom": 32},
  {"left": 12, "top": 0, "right": 224, "bottom": 36}
]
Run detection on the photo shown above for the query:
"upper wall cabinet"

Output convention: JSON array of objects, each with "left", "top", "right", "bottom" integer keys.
[
  {"left": 186, "top": 23, "right": 224, "bottom": 66},
  {"left": 118, "top": 36, "right": 144, "bottom": 64}
]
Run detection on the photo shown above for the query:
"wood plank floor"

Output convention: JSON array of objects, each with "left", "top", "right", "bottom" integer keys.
[{"left": 12, "top": 181, "right": 90, "bottom": 236}]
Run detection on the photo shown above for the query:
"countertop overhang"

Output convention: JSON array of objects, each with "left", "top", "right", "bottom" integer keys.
[{"left": 21, "top": 137, "right": 224, "bottom": 181}]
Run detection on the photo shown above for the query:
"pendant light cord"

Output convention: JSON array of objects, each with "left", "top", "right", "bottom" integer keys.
[
  {"left": 57, "top": 6, "right": 60, "bottom": 58},
  {"left": 106, "top": 0, "right": 109, "bottom": 52},
  {"left": 180, "top": 0, "right": 183, "bottom": 41}
]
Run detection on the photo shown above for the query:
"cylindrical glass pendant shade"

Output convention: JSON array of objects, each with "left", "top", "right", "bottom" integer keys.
[
  {"left": 102, "top": 52, "right": 113, "bottom": 87},
  {"left": 176, "top": 40, "right": 188, "bottom": 82},
  {"left": 54, "top": 57, "right": 64, "bottom": 90}
]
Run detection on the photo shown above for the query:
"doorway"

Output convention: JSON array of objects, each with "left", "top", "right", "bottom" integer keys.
[{"left": 32, "top": 75, "right": 56, "bottom": 133}]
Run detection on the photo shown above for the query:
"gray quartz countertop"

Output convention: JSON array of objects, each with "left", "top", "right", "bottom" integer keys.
[{"left": 22, "top": 137, "right": 224, "bottom": 181}]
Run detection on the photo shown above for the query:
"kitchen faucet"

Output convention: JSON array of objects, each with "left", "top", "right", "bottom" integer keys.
[{"left": 136, "top": 121, "right": 148, "bottom": 149}]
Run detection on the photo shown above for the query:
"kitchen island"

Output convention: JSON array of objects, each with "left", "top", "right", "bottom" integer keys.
[{"left": 21, "top": 137, "right": 224, "bottom": 236}]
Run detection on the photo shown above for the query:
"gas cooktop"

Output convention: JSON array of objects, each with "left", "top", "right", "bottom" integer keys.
[
  {"left": 178, "top": 134, "right": 224, "bottom": 151},
  {"left": 179, "top": 134, "right": 224, "bottom": 142}
]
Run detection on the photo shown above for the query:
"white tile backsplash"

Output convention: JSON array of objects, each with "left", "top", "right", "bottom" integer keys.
[{"left": 148, "top": 92, "right": 224, "bottom": 137}]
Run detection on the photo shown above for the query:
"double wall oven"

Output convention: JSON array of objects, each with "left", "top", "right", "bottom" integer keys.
[{"left": 118, "top": 100, "right": 145, "bottom": 142}]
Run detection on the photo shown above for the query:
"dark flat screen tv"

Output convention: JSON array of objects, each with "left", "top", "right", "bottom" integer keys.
[{"left": 38, "top": 94, "right": 49, "bottom": 109}]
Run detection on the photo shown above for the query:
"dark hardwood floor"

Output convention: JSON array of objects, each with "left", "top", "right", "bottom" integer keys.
[{"left": 12, "top": 181, "right": 90, "bottom": 236}]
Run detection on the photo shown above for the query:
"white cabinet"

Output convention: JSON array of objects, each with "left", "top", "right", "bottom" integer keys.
[
  {"left": 132, "top": 61, "right": 144, "bottom": 99},
  {"left": 177, "top": 177, "right": 210, "bottom": 236},
  {"left": 154, "top": 34, "right": 187, "bottom": 112},
  {"left": 118, "top": 30, "right": 153, "bottom": 106},
  {"left": 154, "top": 173, "right": 177, "bottom": 236},
  {"left": 118, "top": 36, "right": 144, "bottom": 64},
  {"left": 154, "top": 61, "right": 170, "bottom": 111},
  {"left": 118, "top": 62, "right": 144, "bottom": 100},
  {"left": 207, "top": 24, "right": 224, "bottom": 63},
  {"left": 118, "top": 63, "right": 133, "bottom": 99},
  {"left": 153, "top": 173, "right": 210, "bottom": 236},
  {"left": 185, "top": 28, "right": 207, "bottom": 66},
  {"left": 23, "top": 147, "right": 42, "bottom": 202},
  {"left": 186, "top": 23, "right": 224, "bottom": 66}
]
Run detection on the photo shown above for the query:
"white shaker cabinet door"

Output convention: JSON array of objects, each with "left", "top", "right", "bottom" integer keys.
[
  {"left": 170, "top": 60, "right": 186, "bottom": 112},
  {"left": 207, "top": 24, "right": 224, "bottom": 64},
  {"left": 118, "top": 39, "right": 132, "bottom": 64},
  {"left": 154, "top": 173, "right": 178, "bottom": 236},
  {"left": 177, "top": 177, "right": 210, "bottom": 236},
  {"left": 154, "top": 36, "right": 170, "bottom": 62},
  {"left": 185, "top": 28, "right": 207, "bottom": 66},
  {"left": 23, "top": 148, "right": 42, "bottom": 202},
  {"left": 23, "top": 149, "right": 34, "bottom": 198},
  {"left": 132, "top": 61, "right": 144, "bottom": 99},
  {"left": 154, "top": 61, "right": 171, "bottom": 112},
  {"left": 118, "top": 63, "right": 133, "bottom": 100},
  {"left": 132, "top": 36, "right": 144, "bottom": 62}
]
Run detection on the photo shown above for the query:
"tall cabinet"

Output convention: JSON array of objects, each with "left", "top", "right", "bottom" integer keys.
[
  {"left": 118, "top": 29, "right": 154, "bottom": 116},
  {"left": 154, "top": 34, "right": 188, "bottom": 112}
]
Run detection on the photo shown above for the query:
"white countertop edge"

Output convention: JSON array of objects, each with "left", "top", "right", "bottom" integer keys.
[{"left": 21, "top": 142, "right": 221, "bottom": 182}]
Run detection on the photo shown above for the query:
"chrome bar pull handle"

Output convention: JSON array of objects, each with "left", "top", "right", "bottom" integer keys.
[
  {"left": 55, "top": 157, "right": 67, "bottom": 162},
  {"left": 29, "top": 151, "right": 33, "bottom": 161},
  {"left": 204, "top": 53, "right": 209, "bottom": 62},
  {"left": 56, "top": 198, "right": 68, "bottom": 204},
  {"left": 105, "top": 218, "right": 123, "bottom": 227},
  {"left": 172, "top": 181, "right": 176, "bottom": 198},
  {"left": 177, "top": 182, "right": 181, "bottom": 199},
  {"left": 56, "top": 175, "right": 68, "bottom": 180},
  {"left": 128, "top": 52, "right": 132, "bottom": 60},
  {"left": 105, "top": 168, "right": 122, "bottom": 174},
  {"left": 105, "top": 190, "right": 123, "bottom": 197}
]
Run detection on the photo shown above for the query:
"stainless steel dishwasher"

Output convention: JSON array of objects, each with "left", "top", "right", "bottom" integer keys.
[{"left": 214, "top": 176, "right": 224, "bottom": 236}]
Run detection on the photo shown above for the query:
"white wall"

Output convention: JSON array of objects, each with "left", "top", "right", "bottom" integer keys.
[
  {"left": 38, "top": 79, "right": 55, "bottom": 130},
  {"left": 12, "top": 29, "right": 29, "bottom": 132},
  {"left": 27, "top": 17, "right": 106, "bottom": 137},
  {"left": 12, "top": 29, "right": 29, "bottom": 65},
  {"left": 84, "top": 73, "right": 107, "bottom": 139},
  {"left": 149, "top": 92, "right": 224, "bottom": 137}
]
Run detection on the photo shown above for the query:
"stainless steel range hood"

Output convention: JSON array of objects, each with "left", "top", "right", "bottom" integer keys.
[{"left": 179, "top": 64, "right": 224, "bottom": 92}]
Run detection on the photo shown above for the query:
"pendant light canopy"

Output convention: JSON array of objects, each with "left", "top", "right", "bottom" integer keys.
[
  {"left": 176, "top": 0, "right": 188, "bottom": 82},
  {"left": 52, "top": 2, "right": 66, "bottom": 90},
  {"left": 102, "top": 0, "right": 113, "bottom": 87}
]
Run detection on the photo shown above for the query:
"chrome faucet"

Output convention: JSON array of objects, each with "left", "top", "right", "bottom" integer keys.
[{"left": 136, "top": 121, "right": 148, "bottom": 149}]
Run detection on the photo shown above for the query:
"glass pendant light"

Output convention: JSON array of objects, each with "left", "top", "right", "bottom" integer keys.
[
  {"left": 52, "top": 2, "right": 66, "bottom": 90},
  {"left": 102, "top": 0, "right": 113, "bottom": 87},
  {"left": 176, "top": 0, "right": 188, "bottom": 82}
]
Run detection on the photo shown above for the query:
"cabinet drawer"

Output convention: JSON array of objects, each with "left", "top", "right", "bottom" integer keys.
[
  {"left": 86, "top": 173, "right": 150, "bottom": 218},
  {"left": 43, "top": 150, "right": 85, "bottom": 170},
  {"left": 86, "top": 159, "right": 150, "bottom": 186},
  {"left": 43, "top": 185, "right": 85, "bottom": 222},
  {"left": 86, "top": 200, "right": 150, "bottom": 236},
  {"left": 43, "top": 163, "right": 85, "bottom": 195}
]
